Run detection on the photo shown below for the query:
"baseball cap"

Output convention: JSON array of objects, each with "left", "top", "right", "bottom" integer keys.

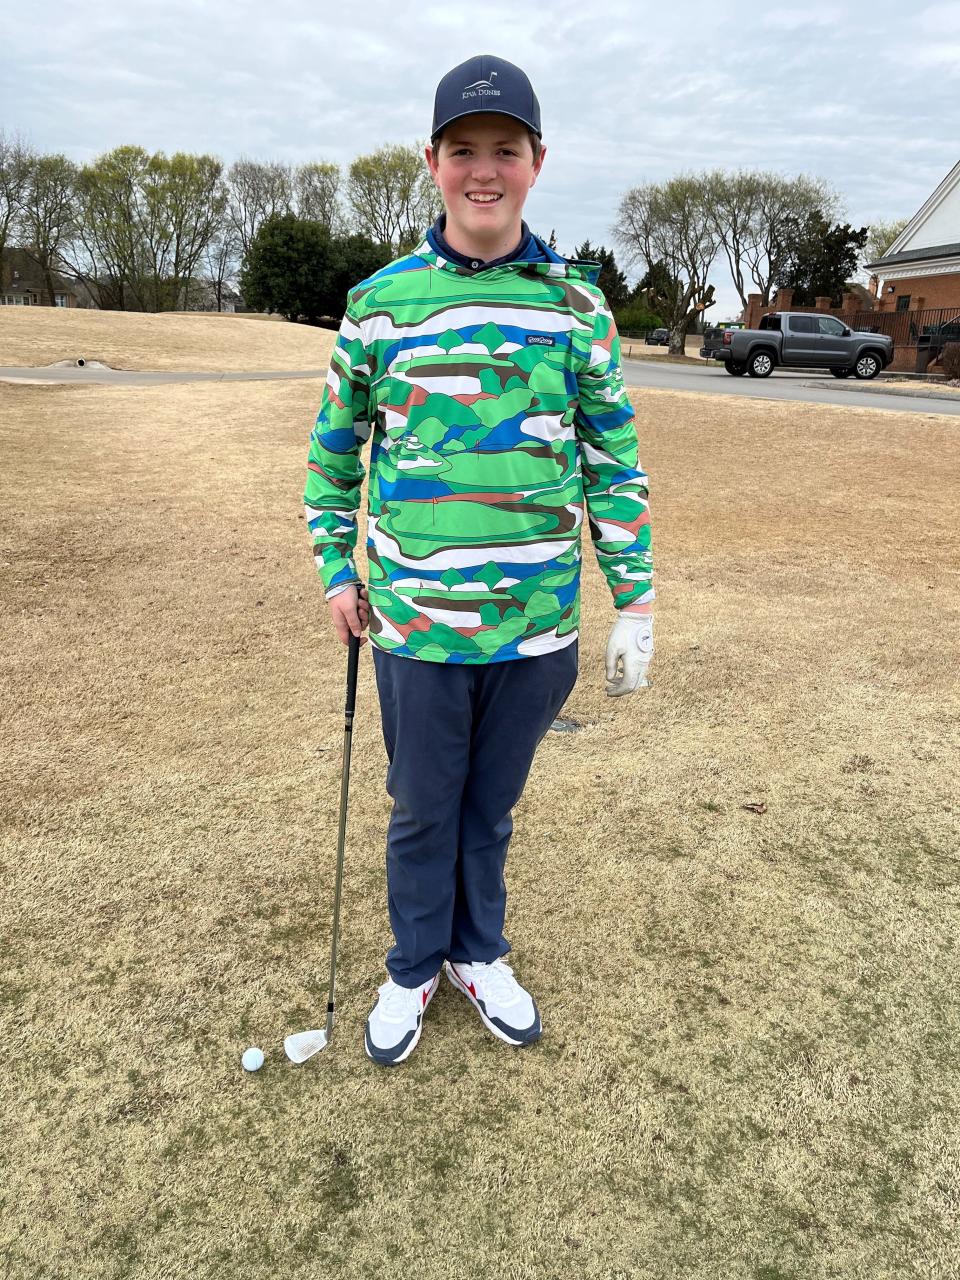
[{"left": 432, "top": 54, "right": 542, "bottom": 140}]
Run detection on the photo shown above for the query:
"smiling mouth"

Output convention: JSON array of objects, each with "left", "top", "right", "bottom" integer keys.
[{"left": 466, "top": 193, "right": 503, "bottom": 204}]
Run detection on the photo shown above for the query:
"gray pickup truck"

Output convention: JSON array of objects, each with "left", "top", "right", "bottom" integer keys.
[{"left": 701, "top": 312, "right": 894, "bottom": 380}]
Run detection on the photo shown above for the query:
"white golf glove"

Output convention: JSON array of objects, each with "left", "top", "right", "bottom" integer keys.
[{"left": 605, "top": 612, "right": 653, "bottom": 697}]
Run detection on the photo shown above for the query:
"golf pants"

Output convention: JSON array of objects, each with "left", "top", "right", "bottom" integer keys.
[{"left": 371, "top": 643, "right": 579, "bottom": 988}]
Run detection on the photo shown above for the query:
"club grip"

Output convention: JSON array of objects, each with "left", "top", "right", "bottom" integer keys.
[{"left": 345, "top": 629, "right": 360, "bottom": 719}]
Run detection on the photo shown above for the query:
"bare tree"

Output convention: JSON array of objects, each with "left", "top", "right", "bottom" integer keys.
[
  {"left": 293, "top": 161, "right": 342, "bottom": 232},
  {"left": 0, "top": 132, "right": 33, "bottom": 268},
  {"left": 203, "top": 220, "right": 242, "bottom": 311},
  {"left": 614, "top": 174, "right": 719, "bottom": 354},
  {"left": 705, "top": 169, "right": 765, "bottom": 313},
  {"left": 18, "top": 153, "right": 80, "bottom": 305},
  {"left": 708, "top": 170, "right": 840, "bottom": 311},
  {"left": 227, "top": 159, "right": 293, "bottom": 256},
  {"left": 863, "top": 217, "right": 909, "bottom": 292},
  {"left": 153, "top": 152, "right": 228, "bottom": 309},
  {"left": 61, "top": 147, "right": 227, "bottom": 311},
  {"left": 64, "top": 145, "right": 153, "bottom": 310},
  {"left": 346, "top": 141, "right": 442, "bottom": 254},
  {"left": 864, "top": 217, "right": 909, "bottom": 265}
]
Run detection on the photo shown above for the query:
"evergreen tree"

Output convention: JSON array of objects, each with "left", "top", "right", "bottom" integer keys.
[
  {"left": 776, "top": 212, "right": 868, "bottom": 306},
  {"left": 240, "top": 213, "right": 390, "bottom": 323},
  {"left": 572, "top": 239, "right": 631, "bottom": 310}
]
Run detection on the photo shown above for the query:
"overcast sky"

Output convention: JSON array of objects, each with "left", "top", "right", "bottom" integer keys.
[{"left": 4, "top": 0, "right": 958, "bottom": 318}]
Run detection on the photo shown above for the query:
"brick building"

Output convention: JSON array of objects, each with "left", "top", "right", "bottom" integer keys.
[
  {"left": 865, "top": 158, "right": 960, "bottom": 317},
  {"left": 0, "top": 247, "right": 83, "bottom": 307}
]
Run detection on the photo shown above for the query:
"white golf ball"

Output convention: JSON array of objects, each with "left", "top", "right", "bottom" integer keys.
[{"left": 242, "top": 1047, "right": 265, "bottom": 1072}]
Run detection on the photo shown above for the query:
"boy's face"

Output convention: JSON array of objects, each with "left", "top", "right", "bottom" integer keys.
[{"left": 425, "top": 114, "right": 546, "bottom": 253}]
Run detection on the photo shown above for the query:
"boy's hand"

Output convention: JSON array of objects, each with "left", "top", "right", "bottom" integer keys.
[
  {"left": 605, "top": 610, "right": 653, "bottom": 696},
  {"left": 327, "top": 584, "right": 369, "bottom": 647}
]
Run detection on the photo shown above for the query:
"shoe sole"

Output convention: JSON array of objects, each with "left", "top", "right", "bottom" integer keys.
[
  {"left": 444, "top": 962, "right": 542, "bottom": 1047},
  {"left": 364, "top": 973, "right": 440, "bottom": 1067}
]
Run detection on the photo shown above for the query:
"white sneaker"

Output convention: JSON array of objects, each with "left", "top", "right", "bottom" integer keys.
[
  {"left": 364, "top": 974, "right": 440, "bottom": 1066},
  {"left": 445, "top": 958, "right": 542, "bottom": 1046}
]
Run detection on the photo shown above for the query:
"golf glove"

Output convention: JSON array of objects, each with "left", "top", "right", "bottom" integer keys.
[{"left": 605, "top": 612, "right": 653, "bottom": 697}]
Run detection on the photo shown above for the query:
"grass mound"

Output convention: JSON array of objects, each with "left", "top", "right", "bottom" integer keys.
[{"left": 0, "top": 306, "right": 337, "bottom": 372}]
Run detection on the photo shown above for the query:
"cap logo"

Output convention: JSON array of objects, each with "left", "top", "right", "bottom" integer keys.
[{"left": 462, "top": 71, "right": 500, "bottom": 101}]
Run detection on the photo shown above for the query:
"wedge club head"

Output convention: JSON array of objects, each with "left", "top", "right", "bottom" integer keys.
[{"left": 284, "top": 1028, "right": 330, "bottom": 1063}]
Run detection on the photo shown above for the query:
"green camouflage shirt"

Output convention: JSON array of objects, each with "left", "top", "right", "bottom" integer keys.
[{"left": 304, "top": 234, "right": 653, "bottom": 664}]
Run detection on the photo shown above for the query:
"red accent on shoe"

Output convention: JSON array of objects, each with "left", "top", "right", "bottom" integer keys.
[{"left": 451, "top": 965, "right": 477, "bottom": 999}]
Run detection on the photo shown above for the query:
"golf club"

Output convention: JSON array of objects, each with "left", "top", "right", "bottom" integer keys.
[{"left": 284, "top": 625, "right": 361, "bottom": 1063}]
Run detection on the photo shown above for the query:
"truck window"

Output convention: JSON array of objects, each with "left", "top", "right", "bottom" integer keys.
[
  {"left": 788, "top": 316, "right": 817, "bottom": 334},
  {"left": 818, "top": 316, "right": 846, "bottom": 337},
  {"left": 758, "top": 315, "right": 781, "bottom": 331}
]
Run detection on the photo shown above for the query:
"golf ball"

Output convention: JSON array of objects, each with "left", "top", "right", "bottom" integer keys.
[{"left": 242, "top": 1047, "right": 265, "bottom": 1072}]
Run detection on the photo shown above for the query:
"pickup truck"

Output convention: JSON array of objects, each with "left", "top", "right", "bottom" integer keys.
[
  {"left": 701, "top": 312, "right": 894, "bottom": 379},
  {"left": 699, "top": 323, "right": 744, "bottom": 359}
]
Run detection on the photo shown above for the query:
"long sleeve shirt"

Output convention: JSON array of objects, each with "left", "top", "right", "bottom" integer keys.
[{"left": 303, "top": 229, "right": 653, "bottom": 664}]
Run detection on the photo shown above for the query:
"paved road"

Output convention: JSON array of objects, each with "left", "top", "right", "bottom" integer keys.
[
  {"left": 621, "top": 357, "right": 960, "bottom": 417},
  {"left": 2, "top": 358, "right": 958, "bottom": 417},
  {"left": 0, "top": 366, "right": 327, "bottom": 385}
]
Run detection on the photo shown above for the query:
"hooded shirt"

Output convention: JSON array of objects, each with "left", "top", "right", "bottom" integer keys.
[{"left": 304, "top": 227, "right": 653, "bottom": 664}]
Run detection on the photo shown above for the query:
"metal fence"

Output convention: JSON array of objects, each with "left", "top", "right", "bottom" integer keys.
[{"left": 825, "top": 305, "right": 960, "bottom": 350}]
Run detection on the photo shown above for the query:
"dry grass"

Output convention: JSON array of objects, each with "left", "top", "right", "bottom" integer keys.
[
  {"left": 1, "top": 368, "right": 959, "bottom": 1279},
  {"left": 621, "top": 338, "right": 704, "bottom": 361},
  {"left": 0, "top": 306, "right": 336, "bottom": 372},
  {"left": 877, "top": 379, "right": 960, "bottom": 397}
]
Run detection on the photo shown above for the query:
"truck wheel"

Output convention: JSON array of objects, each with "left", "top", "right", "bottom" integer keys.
[
  {"left": 725, "top": 361, "right": 746, "bottom": 377},
  {"left": 854, "top": 353, "right": 881, "bottom": 380},
  {"left": 747, "top": 351, "right": 774, "bottom": 378},
  {"left": 831, "top": 368, "right": 852, "bottom": 378}
]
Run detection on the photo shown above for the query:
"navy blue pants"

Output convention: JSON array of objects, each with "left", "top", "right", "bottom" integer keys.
[{"left": 372, "top": 643, "right": 579, "bottom": 988}]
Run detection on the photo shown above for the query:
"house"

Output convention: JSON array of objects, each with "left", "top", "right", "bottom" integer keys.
[
  {"left": 180, "top": 278, "right": 247, "bottom": 313},
  {"left": 0, "top": 247, "right": 85, "bottom": 308},
  {"left": 864, "top": 159, "right": 960, "bottom": 370},
  {"left": 866, "top": 159, "right": 960, "bottom": 316}
]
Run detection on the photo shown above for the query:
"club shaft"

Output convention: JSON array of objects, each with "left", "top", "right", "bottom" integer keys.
[{"left": 325, "top": 629, "right": 360, "bottom": 1038}]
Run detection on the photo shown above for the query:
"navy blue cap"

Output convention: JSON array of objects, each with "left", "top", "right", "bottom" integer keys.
[{"left": 432, "top": 54, "right": 542, "bottom": 140}]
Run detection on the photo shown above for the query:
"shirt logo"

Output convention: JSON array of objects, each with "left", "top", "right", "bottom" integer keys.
[
  {"left": 526, "top": 335, "right": 555, "bottom": 346},
  {"left": 462, "top": 72, "right": 500, "bottom": 100}
]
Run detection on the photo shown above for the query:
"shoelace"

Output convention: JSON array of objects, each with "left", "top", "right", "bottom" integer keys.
[
  {"left": 468, "top": 960, "right": 520, "bottom": 1006},
  {"left": 377, "top": 980, "right": 423, "bottom": 1019}
]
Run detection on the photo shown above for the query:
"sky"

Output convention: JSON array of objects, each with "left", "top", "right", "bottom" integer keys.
[{"left": 4, "top": 0, "right": 959, "bottom": 319}]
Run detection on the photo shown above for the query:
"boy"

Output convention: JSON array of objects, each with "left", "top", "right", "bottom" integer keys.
[{"left": 304, "top": 54, "right": 654, "bottom": 1066}]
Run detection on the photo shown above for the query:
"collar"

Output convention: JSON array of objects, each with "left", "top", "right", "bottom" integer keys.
[
  {"left": 426, "top": 213, "right": 539, "bottom": 270},
  {"left": 419, "top": 215, "right": 601, "bottom": 285}
]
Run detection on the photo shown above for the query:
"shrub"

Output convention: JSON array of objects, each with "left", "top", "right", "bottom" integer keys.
[
  {"left": 614, "top": 304, "right": 664, "bottom": 338},
  {"left": 239, "top": 215, "right": 391, "bottom": 324},
  {"left": 942, "top": 342, "right": 960, "bottom": 381}
]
